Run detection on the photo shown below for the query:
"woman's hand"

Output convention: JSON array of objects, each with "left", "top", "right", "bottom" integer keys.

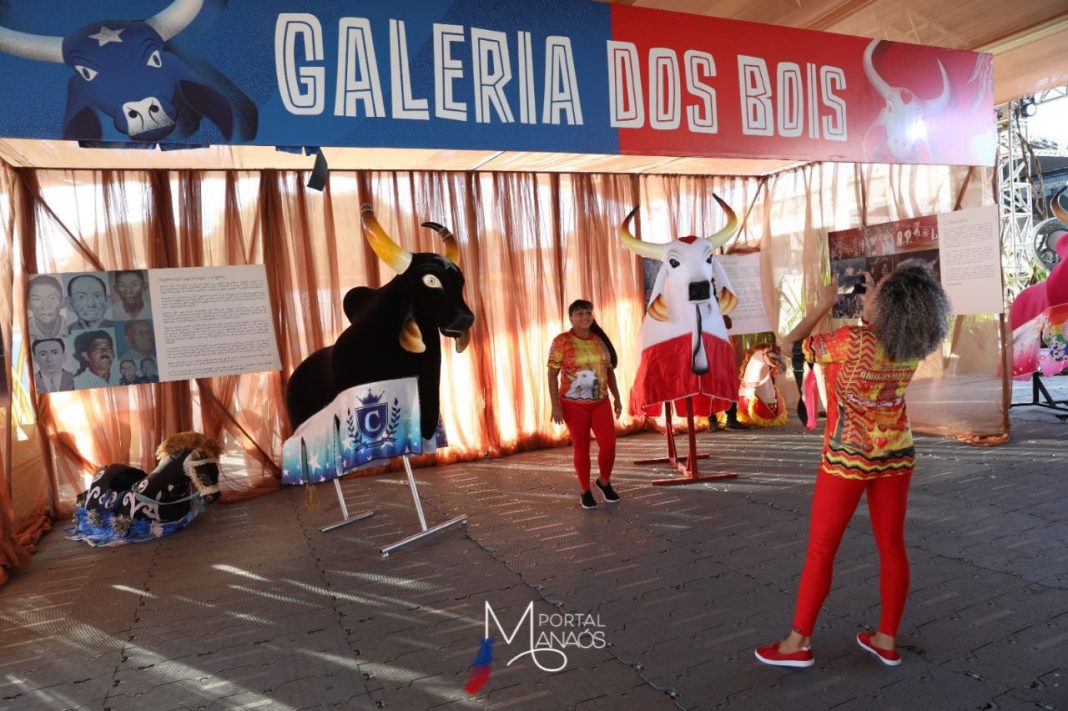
[
  {"left": 815, "top": 279, "right": 838, "bottom": 310},
  {"left": 551, "top": 403, "right": 564, "bottom": 425},
  {"left": 612, "top": 398, "right": 623, "bottom": 418}
]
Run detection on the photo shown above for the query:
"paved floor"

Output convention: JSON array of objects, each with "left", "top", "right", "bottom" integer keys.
[{"left": 2, "top": 380, "right": 1067, "bottom": 711}]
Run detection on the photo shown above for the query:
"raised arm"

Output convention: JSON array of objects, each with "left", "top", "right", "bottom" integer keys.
[{"left": 779, "top": 279, "right": 839, "bottom": 355}]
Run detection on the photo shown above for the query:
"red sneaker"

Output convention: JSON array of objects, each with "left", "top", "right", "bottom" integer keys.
[
  {"left": 754, "top": 642, "right": 814, "bottom": 668},
  {"left": 856, "top": 631, "right": 902, "bottom": 666}
]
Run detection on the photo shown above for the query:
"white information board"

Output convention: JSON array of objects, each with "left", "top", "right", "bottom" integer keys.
[
  {"left": 937, "top": 205, "right": 1003, "bottom": 315},
  {"left": 719, "top": 253, "right": 773, "bottom": 335}
]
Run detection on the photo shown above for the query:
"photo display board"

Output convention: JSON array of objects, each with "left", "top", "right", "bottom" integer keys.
[
  {"left": 27, "top": 265, "right": 281, "bottom": 393},
  {"left": 827, "top": 205, "right": 1001, "bottom": 318}
]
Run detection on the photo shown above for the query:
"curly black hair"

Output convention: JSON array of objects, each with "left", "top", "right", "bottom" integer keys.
[{"left": 870, "top": 259, "right": 951, "bottom": 362}]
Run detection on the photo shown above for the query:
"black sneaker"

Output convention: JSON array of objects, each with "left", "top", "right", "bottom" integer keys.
[
  {"left": 580, "top": 490, "right": 597, "bottom": 509},
  {"left": 595, "top": 479, "right": 620, "bottom": 503}
]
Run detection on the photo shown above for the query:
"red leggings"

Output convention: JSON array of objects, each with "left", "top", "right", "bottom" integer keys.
[
  {"left": 560, "top": 399, "right": 616, "bottom": 491},
  {"left": 792, "top": 466, "right": 912, "bottom": 638}
]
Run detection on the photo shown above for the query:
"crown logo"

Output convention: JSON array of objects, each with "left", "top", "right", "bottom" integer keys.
[{"left": 358, "top": 390, "right": 383, "bottom": 406}]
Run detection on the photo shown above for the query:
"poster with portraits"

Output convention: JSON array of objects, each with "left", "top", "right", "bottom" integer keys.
[
  {"left": 828, "top": 215, "right": 942, "bottom": 319},
  {"left": 27, "top": 265, "right": 280, "bottom": 394},
  {"left": 827, "top": 207, "right": 1001, "bottom": 319}
]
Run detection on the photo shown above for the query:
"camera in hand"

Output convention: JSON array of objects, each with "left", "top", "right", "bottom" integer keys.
[{"left": 837, "top": 274, "right": 867, "bottom": 295}]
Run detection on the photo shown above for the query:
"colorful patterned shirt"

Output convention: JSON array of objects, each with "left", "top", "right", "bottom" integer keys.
[
  {"left": 548, "top": 330, "right": 612, "bottom": 402},
  {"left": 802, "top": 326, "right": 919, "bottom": 479}
]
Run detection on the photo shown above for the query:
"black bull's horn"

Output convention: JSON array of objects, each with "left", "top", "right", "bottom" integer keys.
[{"left": 359, "top": 205, "right": 462, "bottom": 271}]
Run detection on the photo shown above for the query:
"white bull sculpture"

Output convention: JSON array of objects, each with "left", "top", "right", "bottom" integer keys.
[{"left": 621, "top": 195, "right": 741, "bottom": 418}]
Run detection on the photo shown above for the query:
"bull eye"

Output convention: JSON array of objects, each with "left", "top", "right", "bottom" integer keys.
[
  {"left": 421, "top": 274, "right": 443, "bottom": 290},
  {"left": 705, "top": 254, "right": 713, "bottom": 264},
  {"left": 75, "top": 65, "right": 98, "bottom": 81},
  {"left": 146, "top": 50, "right": 162, "bottom": 68},
  {"left": 668, "top": 258, "right": 680, "bottom": 268}
]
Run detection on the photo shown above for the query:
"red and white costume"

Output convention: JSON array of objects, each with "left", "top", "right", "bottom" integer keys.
[
  {"left": 617, "top": 199, "right": 742, "bottom": 419},
  {"left": 629, "top": 251, "right": 739, "bottom": 417}
]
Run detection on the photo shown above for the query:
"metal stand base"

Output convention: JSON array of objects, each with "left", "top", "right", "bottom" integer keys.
[
  {"left": 320, "top": 477, "right": 375, "bottom": 533},
  {"left": 1010, "top": 372, "right": 1068, "bottom": 421},
  {"left": 636, "top": 398, "right": 738, "bottom": 486},
  {"left": 381, "top": 455, "right": 467, "bottom": 557},
  {"left": 381, "top": 514, "right": 468, "bottom": 557}
]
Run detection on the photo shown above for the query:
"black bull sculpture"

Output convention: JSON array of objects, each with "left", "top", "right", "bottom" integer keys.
[{"left": 285, "top": 206, "right": 475, "bottom": 440}]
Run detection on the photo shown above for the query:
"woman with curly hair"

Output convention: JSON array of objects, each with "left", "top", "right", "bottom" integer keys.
[{"left": 755, "top": 259, "right": 951, "bottom": 669}]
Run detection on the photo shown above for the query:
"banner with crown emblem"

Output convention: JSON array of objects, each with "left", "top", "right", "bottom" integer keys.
[{"left": 281, "top": 377, "right": 426, "bottom": 486}]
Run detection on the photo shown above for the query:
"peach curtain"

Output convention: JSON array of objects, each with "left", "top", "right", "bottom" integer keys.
[
  {"left": 0, "top": 167, "right": 650, "bottom": 585},
  {"left": 0, "top": 162, "right": 1006, "bottom": 587}
]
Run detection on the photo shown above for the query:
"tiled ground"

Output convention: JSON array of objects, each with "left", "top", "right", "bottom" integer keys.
[{"left": 1, "top": 379, "right": 1066, "bottom": 711}]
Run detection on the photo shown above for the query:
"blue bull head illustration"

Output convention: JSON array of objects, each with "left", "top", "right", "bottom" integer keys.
[{"left": 0, "top": 0, "right": 249, "bottom": 142}]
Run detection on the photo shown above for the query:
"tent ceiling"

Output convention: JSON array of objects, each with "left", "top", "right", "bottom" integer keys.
[{"left": 1, "top": 0, "right": 1064, "bottom": 174}]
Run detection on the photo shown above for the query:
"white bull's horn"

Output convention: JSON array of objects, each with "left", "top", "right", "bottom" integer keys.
[
  {"left": 618, "top": 207, "right": 662, "bottom": 260},
  {"left": 707, "top": 193, "right": 739, "bottom": 248},
  {"left": 1051, "top": 187, "right": 1068, "bottom": 227},
  {"left": 863, "top": 39, "right": 893, "bottom": 100},
  {"left": 0, "top": 26, "right": 64, "bottom": 63},
  {"left": 421, "top": 221, "right": 460, "bottom": 267},
  {"left": 923, "top": 60, "right": 951, "bottom": 113},
  {"left": 146, "top": 0, "right": 204, "bottom": 41},
  {"left": 361, "top": 204, "right": 413, "bottom": 273}
]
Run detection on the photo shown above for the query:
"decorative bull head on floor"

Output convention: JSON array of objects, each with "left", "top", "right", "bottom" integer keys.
[
  {"left": 285, "top": 206, "right": 475, "bottom": 442},
  {"left": 0, "top": 0, "right": 241, "bottom": 141},
  {"left": 862, "top": 39, "right": 950, "bottom": 162}
]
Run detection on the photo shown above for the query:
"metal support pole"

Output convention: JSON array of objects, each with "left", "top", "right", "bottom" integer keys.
[
  {"left": 651, "top": 397, "right": 737, "bottom": 486},
  {"left": 381, "top": 455, "right": 467, "bottom": 556},
  {"left": 320, "top": 477, "right": 375, "bottom": 533},
  {"left": 404, "top": 454, "right": 429, "bottom": 532}
]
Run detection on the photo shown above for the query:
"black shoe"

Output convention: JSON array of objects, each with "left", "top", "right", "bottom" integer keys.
[
  {"left": 580, "top": 490, "right": 597, "bottom": 509},
  {"left": 595, "top": 479, "right": 620, "bottom": 503}
]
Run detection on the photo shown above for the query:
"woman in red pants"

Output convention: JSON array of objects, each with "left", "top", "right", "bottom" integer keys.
[
  {"left": 755, "top": 260, "right": 950, "bottom": 668},
  {"left": 547, "top": 299, "right": 623, "bottom": 509}
]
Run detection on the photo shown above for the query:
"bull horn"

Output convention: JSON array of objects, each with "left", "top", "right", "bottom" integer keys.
[
  {"left": 618, "top": 207, "right": 662, "bottom": 260},
  {"left": 361, "top": 205, "right": 412, "bottom": 273},
  {"left": 923, "top": 60, "right": 951, "bottom": 113},
  {"left": 863, "top": 39, "right": 893, "bottom": 101},
  {"left": 0, "top": 26, "right": 64, "bottom": 63},
  {"left": 707, "top": 194, "right": 739, "bottom": 248},
  {"left": 421, "top": 221, "right": 460, "bottom": 266},
  {"left": 399, "top": 317, "right": 426, "bottom": 354},
  {"left": 1052, "top": 187, "right": 1068, "bottom": 227},
  {"left": 146, "top": 0, "right": 204, "bottom": 41}
]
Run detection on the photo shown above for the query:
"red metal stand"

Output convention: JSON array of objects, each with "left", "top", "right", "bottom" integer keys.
[{"left": 633, "top": 397, "right": 738, "bottom": 486}]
